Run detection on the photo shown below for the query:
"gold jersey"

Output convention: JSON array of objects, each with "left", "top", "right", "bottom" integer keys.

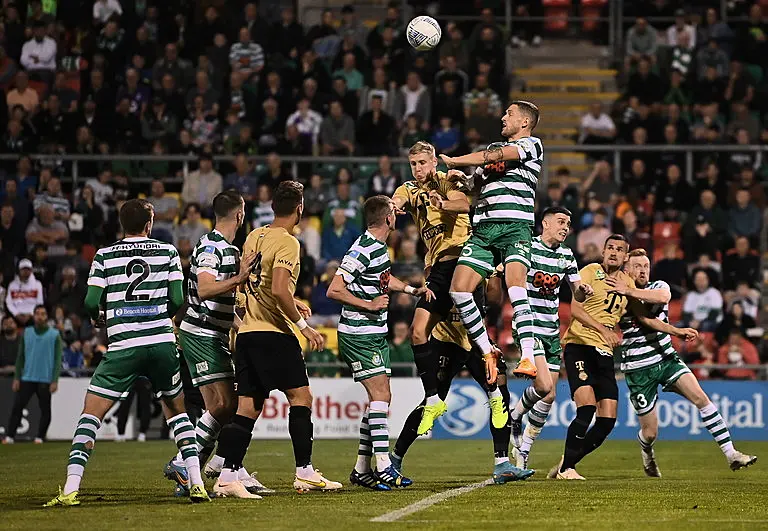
[
  {"left": 432, "top": 309, "right": 472, "bottom": 351},
  {"left": 393, "top": 172, "right": 471, "bottom": 267},
  {"left": 239, "top": 226, "right": 301, "bottom": 336},
  {"left": 563, "top": 263, "right": 635, "bottom": 352}
]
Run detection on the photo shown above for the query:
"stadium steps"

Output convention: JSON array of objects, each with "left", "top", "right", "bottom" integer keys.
[{"left": 524, "top": 80, "right": 603, "bottom": 93}]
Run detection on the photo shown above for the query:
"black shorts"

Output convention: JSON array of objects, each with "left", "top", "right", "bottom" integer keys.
[
  {"left": 563, "top": 343, "right": 618, "bottom": 401},
  {"left": 417, "top": 259, "right": 487, "bottom": 318},
  {"left": 235, "top": 331, "right": 309, "bottom": 397},
  {"left": 432, "top": 339, "right": 507, "bottom": 399}
]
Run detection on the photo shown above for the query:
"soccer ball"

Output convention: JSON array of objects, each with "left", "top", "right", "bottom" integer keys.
[{"left": 406, "top": 16, "right": 442, "bottom": 51}]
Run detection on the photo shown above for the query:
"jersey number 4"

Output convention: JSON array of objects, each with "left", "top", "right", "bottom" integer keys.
[{"left": 125, "top": 259, "right": 150, "bottom": 301}]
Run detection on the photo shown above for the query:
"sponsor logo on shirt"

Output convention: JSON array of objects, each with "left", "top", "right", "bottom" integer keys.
[{"left": 114, "top": 306, "right": 161, "bottom": 317}]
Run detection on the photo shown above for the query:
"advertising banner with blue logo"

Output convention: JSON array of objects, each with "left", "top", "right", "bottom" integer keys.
[{"left": 432, "top": 379, "right": 767, "bottom": 441}]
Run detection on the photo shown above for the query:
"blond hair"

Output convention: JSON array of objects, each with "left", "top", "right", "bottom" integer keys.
[
  {"left": 628, "top": 248, "right": 648, "bottom": 258},
  {"left": 408, "top": 141, "right": 435, "bottom": 158}
]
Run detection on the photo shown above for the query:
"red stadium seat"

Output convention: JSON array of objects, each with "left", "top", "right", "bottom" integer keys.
[
  {"left": 502, "top": 303, "right": 514, "bottom": 328},
  {"left": 667, "top": 299, "right": 682, "bottom": 324},
  {"left": 558, "top": 302, "right": 572, "bottom": 328},
  {"left": 542, "top": 0, "right": 571, "bottom": 33},
  {"left": 652, "top": 222, "right": 681, "bottom": 246},
  {"left": 28, "top": 79, "right": 47, "bottom": 100},
  {"left": 497, "top": 329, "right": 515, "bottom": 348},
  {"left": 81, "top": 244, "right": 96, "bottom": 263},
  {"left": 581, "top": 0, "right": 607, "bottom": 31}
]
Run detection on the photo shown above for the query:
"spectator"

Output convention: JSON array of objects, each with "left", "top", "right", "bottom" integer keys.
[
  {"left": 684, "top": 190, "right": 727, "bottom": 258},
  {"left": 47, "top": 266, "right": 85, "bottom": 318},
  {"left": 691, "top": 338, "right": 718, "bottom": 380},
  {"left": 722, "top": 236, "right": 760, "bottom": 292},
  {"left": 222, "top": 71, "right": 258, "bottom": 124},
  {"left": 93, "top": 0, "right": 123, "bottom": 25},
  {"left": 71, "top": 185, "right": 104, "bottom": 246},
  {"left": 3, "top": 305, "right": 60, "bottom": 444},
  {"left": 186, "top": 70, "right": 219, "bottom": 116},
  {"left": 33, "top": 177, "right": 70, "bottom": 222},
  {"left": 0, "top": 315, "right": 20, "bottom": 374},
  {"left": 332, "top": 52, "right": 364, "bottom": 93},
  {"left": 652, "top": 242, "right": 687, "bottom": 299},
  {"left": 146, "top": 180, "right": 178, "bottom": 243},
  {"left": 368, "top": 156, "right": 400, "bottom": 197},
  {"left": 396, "top": 71, "right": 431, "bottom": 125},
  {"left": 321, "top": 208, "right": 361, "bottom": 261},
  {"left": 463, "top": 74, "right": 501, "bottom": 119},
  {"left": 698, "top": 8, "right": 733, "bottom": 55},
  {"left": 579, "top": 102, "right": 616, "bottom": 145},
  {"left": 431, "top": 116, "right": 460, "bottom": 155},
  {"left": 20, "top": 20, "right": 57, "bottom": 85},
  {"left": 695, "top": 162, "right": 728, "bottom": 207},
  {"left": 324, "top": 182, "right": 362, "bottom": 229},
  {"left": 724, "top": 61, "right": 754, "bottom": 106},
  {"left": 667, "top": 9, "right": 696, "bottom": 48},
  {"left": 392, "top": 239, "right": 422, "bottom": 279},
  {"left": 251, "top": 184, "right": 274, "bottom": 228},
  {"left": 357, "top": 94, "right": 396, "bottom": 156},
  {"left": 329, "top": 76, "right": 357, "bottom": 118},
  {"left": 241, "top": 2, "right": 271, "bottom": 49},
  {"left": 26, "top": 204, "right": 69, "bottom": 257},
  {"left": 717, "top": 329, "right": 759, "bottom": 380},
  {"left": 625, "top": 18, "right": 658, "bottom": 69},
  {"left": 181, "top": 153, "right": 222, "bottom": 213},
  {"left": 223, "top": 153, "right": 259, "bottom": 201},
  {"left": 737, "top": 4, "right": 768, "bottom": 66},
  {"left": 728, "top": 281, "right": 760, "bottom": 320},
  {"left": 577, "top": 208, "right": 611, "bottom": 257},
  {"left": 582, "top": 160, "right": 619, "bottom": 205},
  {"left": 730, "top": 166, "right": 766, "bottom": 209},
  {"left": 464, "top": 97, "right": 499, "bottom": 147},
  {"left": 432, "top": 78, "right": 464, "bottom": 127},
  {"left": 654, "top": 164, "right": 694, "bottom": 213},
  {"left": 152, "top": 43, "right": 193, "bottom": 92},
  {"left": 308, "top": 261, "right": 343, "bottom": 327},
  {"left": 113, "top": 96, "right": 142, "bottom": 152},
  {"left": 696, "top": 39, "right": 729, "bottom": 80},
  {"left": 434, "top": 55, "right": 469, "bottom": 95},
  {"left": 175, "top": 203, "right": 208, "bottom": 247},
  {"left": 141, "top": 97, "right": 178, "bottom": 147},
  {"left": 7, "top": 71, "right": 39, "bottom": 114},
  {"left": 388, "top": 321, "right": 414, "bottom": 377},
  {"left": 440, "top": 22, "right": 470, "bottom": 73},
  {"left": 85, "top": 169, "right": 114, "bottom": 218},
  {"left": 304, "top": 174, "right": 330, "bottom": 218},
  {"left": 223, "top": 122, "right": 256, "bottom": 155},
  {"left": 728, "top": 188, "right": 761, "bottom": 241},
  {"left": 286, "top": 98, "right": 323, "bottom": 149},
  {"left": 726, "top": 105, "right": 760, "bottom": 144},
  {"left": 682, "top": 270, "right": 723, "bottom": 332},
  {"left": 258, "top": 152, "right": 293, "bottom": 189},
  {"left": 359, "top": 67, "right": 397, "bottom": 117},
  {"left": 229, "top": 26, "right": 265, "bottom": 84},
  {"left": 626, "top": 58, "right": 665, "bottom": 106},
  {"left": 338, "top": 5, "right": 368, "bottom": 56},
  {"left": 319, "top": 100, "right": 355, "bottom": 155},
  {"left": 716, "top": 302, "right": 757, "bottom": 346},
  {"left": 0, "top": 204, "right": 25, "bottom": 281},
  {"left": 398, "top": 113, "right": 429, "bottom": 155}
]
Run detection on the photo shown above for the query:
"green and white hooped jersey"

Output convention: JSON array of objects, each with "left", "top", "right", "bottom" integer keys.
[
  {"left": 336, "top": 231, "right": 391, "bottom": 336},
  {"left": 473, "top": 136, "right": 543, "bottom": 226},
  {"left": 526, "top": 237, "right": 579, "bottom": 338},
  {"left": 619, "top": 280, "right": 678, "bottom": 372},
  {"left": 181, "top": 230, "right": 240, "bottom": 340},
  {"left": 88, "top": 237, "right": 183, "bottom": 351}
]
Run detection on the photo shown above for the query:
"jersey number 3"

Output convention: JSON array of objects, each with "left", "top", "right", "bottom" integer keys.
[{"left": 125, "top": 259, "right": 150, "bottom": 301}]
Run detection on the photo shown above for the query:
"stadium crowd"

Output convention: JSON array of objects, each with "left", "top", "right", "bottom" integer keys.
[{"left": 0, "top": 0, "right": 764, "bottom": 398}]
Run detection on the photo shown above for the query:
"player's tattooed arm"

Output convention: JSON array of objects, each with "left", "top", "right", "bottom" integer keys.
[{"left": 439, "top": 143, "right": 520, "bottom": 168}]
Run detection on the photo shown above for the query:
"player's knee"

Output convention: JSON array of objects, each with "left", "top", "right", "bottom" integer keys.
[
  {"left": 690, "top": 393, "right": 710, "bottom": 409},
  {"left": 641, "top": 425, "right": 657, "bottom": 443},
  {"left": 287, "top": 387, "right": 313, "bottom": 409},
  {"left": 573, "top": 404, "right": 596, "bottom": 428},
  {"left": 534, "top": 377, "right": 552, "bottom": 397}
]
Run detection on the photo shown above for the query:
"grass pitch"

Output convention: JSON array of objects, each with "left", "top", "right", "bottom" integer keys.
[{"left": 2, "top": 439, "right": 765, "bottom": 530}]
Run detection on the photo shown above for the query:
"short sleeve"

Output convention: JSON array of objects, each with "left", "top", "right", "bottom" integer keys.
[
  {"left": 337, "top": 248, "right": 369, "bottom": 284},
  {"left": 566, "top": 254, "right": 581, "bottom": 284},
  {"left": 168, "top": 248, "right": 183, "bottom": 282},
  {"left": 196, "top": 244, "right": 222, "bottom": 276},
  {"left": 393, "top": 184, "right": 414, "bottom": 213},
  {"left": 88, "top": 251, "right": 106, "bottom": 288},
  {"left": 512, "top": 137, "right": 540, "bottom": 162},
  {"left": 274, "top": 235, "right": 300, "bottom": 271}
]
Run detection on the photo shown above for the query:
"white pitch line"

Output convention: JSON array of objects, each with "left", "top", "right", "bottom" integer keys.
[{"left": 370, "top": 479, "right": 494, "bottom": 523}]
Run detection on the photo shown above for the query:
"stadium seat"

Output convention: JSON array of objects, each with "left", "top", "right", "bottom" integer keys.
[
  {"left": 28, "top": 79, "right": 47, "bottom": 100},
  {"left": 581, "top": 0, "right": 607, "bottom": 31},
  {"left": 81, "top": 244, "right": 96, "bottom": 263},
  {"left": 652, "top": 221, "right": 681, "bottom": 245},
  {"left": 357, "top": 163, "right": 378, "bottom": 180},
  {"left": 667, "top": 299, "right": 682, "bottom": 324},
  {"left": 542, "top": 0, "right": 571, "bottom": 33},
  {"left": 502, "top": 303, "right": 514, "bottom": 328}
]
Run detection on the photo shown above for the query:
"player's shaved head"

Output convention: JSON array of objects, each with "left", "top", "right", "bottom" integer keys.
[
  {"left": 604, "top": 233, "right": 628, "bottom": 249},
  {"left": 272, "top": 181, "right": 304, "bottom": 217},
  {"left": 120, "top": 198, "right": 153, "bottom": 236},
  {"left": 364, "top": 195, "right": 395, "bottom": 228}
]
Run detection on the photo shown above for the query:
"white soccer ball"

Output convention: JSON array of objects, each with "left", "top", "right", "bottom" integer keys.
[{"left": 406, "top": 16, "right": 442, "bottom": 51}]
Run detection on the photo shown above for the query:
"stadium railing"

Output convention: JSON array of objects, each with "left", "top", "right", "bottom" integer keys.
[{"left": 3, "top": 144, "right": 767, "bottom": 188}]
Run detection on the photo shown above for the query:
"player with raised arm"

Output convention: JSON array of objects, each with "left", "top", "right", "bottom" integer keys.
[
  {"left": 440, "top": 101, "right": 543, "bottom": 406},
  {"left": 507, "top": 207, "right": 594, "bottom": 469},
  {"left": 45, "top": 199, "right": 210, "bottom": 506},
  {"left": 212, "top": 181, "right": 341, "bottom": 498},
  {"left": 611, "top": 249, "right": 757, "bottom": 475},
  {"left": 390, "top": 269, "right": 535, "bottom": 484},
  {"left": 392, "top": 141, "right": 507, "bottom": 435},
  {"left": 163, "top": 191, "right": 273, "bottom": 497},
  {"left": 327, "top": 196, "right": 433, "bottom": 490}
]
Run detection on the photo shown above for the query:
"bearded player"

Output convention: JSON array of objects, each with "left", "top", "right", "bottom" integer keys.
[
  {"left": 610, "top": 249, "right": 757, "bottom": 475},
  {"left": 392, "top": 141, "right": 507, "bottom": 435},
  {"left": 440, "top": 101, "right": 544, "bottom": 394}
]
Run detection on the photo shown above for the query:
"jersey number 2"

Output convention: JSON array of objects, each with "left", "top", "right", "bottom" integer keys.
[{"left": 125, "top": 259, "right": 150, "bottom": 301}]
